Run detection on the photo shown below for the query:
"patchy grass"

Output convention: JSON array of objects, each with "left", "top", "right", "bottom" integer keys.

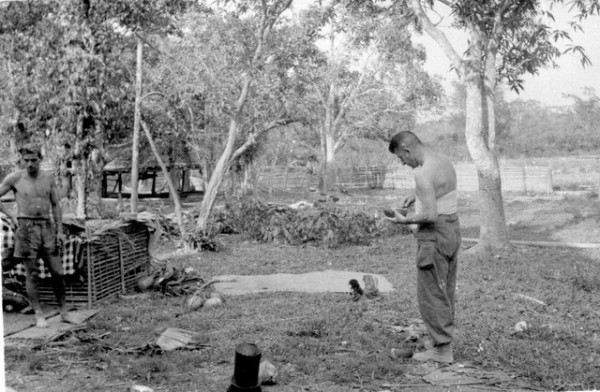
[{"left": 5, "top": 191, "right": 600, "bottom": 392}]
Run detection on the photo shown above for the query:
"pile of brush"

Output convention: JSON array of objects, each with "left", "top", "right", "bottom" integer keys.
[
  {"left": 135, "top": 262, "right": 226, "bottom": 313},
  {"left": 135, "top": 263, "right": 205, "bottom": 297}
]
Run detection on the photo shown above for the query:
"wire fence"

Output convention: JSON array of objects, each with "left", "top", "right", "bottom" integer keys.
[{"left": 258, "top": 157, "right": 600, "bottom": 193}]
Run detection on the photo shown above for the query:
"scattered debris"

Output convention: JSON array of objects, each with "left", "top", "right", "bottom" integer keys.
[
  {"left": 423, "top": 368, "right": 482, "bottom": 386},
  {"left": 349, "top": 279, "right": 363, "bottom": 301},
  {"left": 515, "top": 293, "right": 547, "bottom": 306},
  {"left": 259, "top": 360, "right": 278, "bottom": 385},
  {"left": 155, "top": 327, "right": 210, "bottom": 351},
  {"left": 390, "top": 319, "right": 428, "bottom": 343},
  {"left": 5, "top": 309, "right": 99, "bottom": 342},
  {"left": 183, "top": 292, "right": 206, "bottom": 312},
  {"left": 73, "top": 327, "right": 210, "bottom": 355},
  {"left": 184, "top": 229, "right": 223, "bottom": 251},
  {"left": 181, "top": 280, "right": 226, "bottom": 313},
  {"left": 288, "top": 200, "right": 314, "bottom": 209},
  {"left": 391, "top": 347, "right": 414, "bottom": 359},
  {"left": 130, "top": 385, "right": 154, "bottom": 392},
  {"left": 514, "top": 320, "right": 530, "bottom": 332},
  {"left": 2, "top": 285, "right": 31, "bottom": 312},
  {"left": 136, "top": 263, "right": 205, "bottom": 297},
  {"left": 203, "top": 296, "right": 223, "bottom": 308}
]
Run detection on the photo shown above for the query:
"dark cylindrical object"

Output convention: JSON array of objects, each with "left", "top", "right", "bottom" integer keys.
[{"left": 227, "top": 343, "right": 262, "bottom": 392}]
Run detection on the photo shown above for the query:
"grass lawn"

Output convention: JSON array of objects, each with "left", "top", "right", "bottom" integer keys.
[{"left": 4, "top": 190, "right": 600, "bottom": 392}]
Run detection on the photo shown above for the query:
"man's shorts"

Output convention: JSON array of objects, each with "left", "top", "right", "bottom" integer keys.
[{"left": 14, "top": 218, "right": 57, "bottom": 259}]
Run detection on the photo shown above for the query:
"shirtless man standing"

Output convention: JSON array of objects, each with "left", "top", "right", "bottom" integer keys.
[
  {"left": 386, "top": 131, "right": 461, "bottom": 364},
  {"left": 0, "top": 143, "right": 76, "bottom": 327}
]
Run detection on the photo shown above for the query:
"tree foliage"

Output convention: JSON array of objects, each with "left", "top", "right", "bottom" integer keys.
[
  {"left": 0, "top": 0, "right": 191, "bottom": 215},
  {"left": 284, "top": 0, "right": 440, "bottom": 191}
]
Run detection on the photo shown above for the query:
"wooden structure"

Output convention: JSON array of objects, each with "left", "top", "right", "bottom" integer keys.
[
  {"left": 36, "top": 220, "right": 152, "bottom": 308},
  {"left": 102, "top": 162, "right": 203, "bottom": 198}
]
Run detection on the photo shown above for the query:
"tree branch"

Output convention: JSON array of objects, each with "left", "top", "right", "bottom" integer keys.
[
  {"left": 410, "top": 0, "right": 464, "bottom": 77},
  {"left": 332, "top": 46, "right": 375, "bottom": 129},
  {"left": 229, "top": 118, "right": 298, "bottom": 164}
]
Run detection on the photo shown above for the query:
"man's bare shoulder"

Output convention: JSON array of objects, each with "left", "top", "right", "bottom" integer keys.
[
  {"left": 40, "top": 170, "right": 56, "bottom": 180},
  {"left": 2, "top": 170, "right": 25, "bottom": 185}
]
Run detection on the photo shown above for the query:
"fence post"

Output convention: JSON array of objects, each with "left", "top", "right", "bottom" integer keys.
[
  {"left": 522, "top": 159, "right": 528, "bottom": 193},
  {"left": 597, "top": 157, "right": 600, "bottom": 195}
]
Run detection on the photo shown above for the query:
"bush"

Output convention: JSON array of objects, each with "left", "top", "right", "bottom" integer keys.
[{"left": 213, "top": 199, "right": 410, "bottom": 247}]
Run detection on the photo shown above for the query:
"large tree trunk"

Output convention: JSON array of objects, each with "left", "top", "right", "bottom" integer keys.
[{"left": 464, "top": 43, "right": 509, "bottom": 253}]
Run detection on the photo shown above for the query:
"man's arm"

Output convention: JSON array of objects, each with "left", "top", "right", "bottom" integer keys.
[
  {"left": 387, "top": 171, "right": 438, "bottom": 225},
  {"left": 0, "top": 174, "right": 17, "bottom": 223},
  {"left": 49, "top": 177, "right": 63, "bottom": 237}
]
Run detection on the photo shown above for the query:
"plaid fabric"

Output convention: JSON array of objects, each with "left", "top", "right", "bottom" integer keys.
[
  {"left": 1, "top": 212, "right": 14, "bottom": 260},
  {"left": 1, "top": 212, "right": 83, "bottom": 278}
]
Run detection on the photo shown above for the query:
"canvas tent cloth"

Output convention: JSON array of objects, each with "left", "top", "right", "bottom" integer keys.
[
  {"left": 213, "top": 270, "right": 395, "bottom": 296},
  {"left": 1, "top": 212, "right": 83, "bottom": 278}
]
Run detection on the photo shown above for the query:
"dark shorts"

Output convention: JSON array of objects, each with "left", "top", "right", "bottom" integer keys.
[{"left": 14, "top": 218, "right": 57, "bottom": 259}]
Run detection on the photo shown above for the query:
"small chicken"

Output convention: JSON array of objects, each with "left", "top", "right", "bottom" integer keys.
[{"left": 349, "top": 279, "right": 363, "bottom": 301}]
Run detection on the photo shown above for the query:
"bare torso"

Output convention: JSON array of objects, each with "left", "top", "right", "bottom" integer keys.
[
  {"left": 5, "top": 170, "right": 55, "bottom": 219},
  {"left": 419, "top": 153, "right": 457, "bottom": 198},
  {"left": 412, "top": 152, "right": 457, "bottom": 222}
]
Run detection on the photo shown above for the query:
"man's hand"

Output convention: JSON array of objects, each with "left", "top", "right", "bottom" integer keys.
[
  {"left": 401, "top": 194, "right": 416, "bottom": 208},
  {"left": 384, "top": 208, "right": 409, "bottom": 224},
  {"left": 56, "top": 229, "right": 65, "bottom": 248}
]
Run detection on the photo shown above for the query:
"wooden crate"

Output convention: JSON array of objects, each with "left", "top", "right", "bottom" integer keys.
[{"left": 37, "top": 220, "right": 150, "bottom": 308}]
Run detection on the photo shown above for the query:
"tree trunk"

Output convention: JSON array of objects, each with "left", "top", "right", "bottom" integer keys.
[
  {"left": 130, "top": 36, "right": 143, "bottom": 214},
  {"left": 193, "top": 0, "right": 292, "bottom": 232},
  {"left": 196, "top": 118, "right": 240, "bottom": 232},
  {"left": 241, "top": 162, "right": 252, "bottom": 195},
  {"left": 409, "top": 0, "right": 510, "bottom": 255},
  {"left": 74, "top": 158, "right": 87, "bottom": 219},
  {"left": 141, "top": 120, "right": 188, "bottom": 243},
  {"left": 320, "top": 122, "right": 337, "bottom": 192},
  {"left": 464, "top": 45, "right": 509, "bottom": 252},
  {"left": 74, "top": 116, "right": 86, "bottom": 218},
  {"left": 87, "top": 149, "right": 106, "bottom": 219}
]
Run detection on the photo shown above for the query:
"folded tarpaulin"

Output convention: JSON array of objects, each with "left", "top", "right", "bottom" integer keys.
[{"left": 213, "top": 270, "right": 395, "bottom": 296}]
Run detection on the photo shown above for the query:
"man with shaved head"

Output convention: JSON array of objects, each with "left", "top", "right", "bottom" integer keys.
[
  {"left": 386, "top": 131, "right": 461, "bottom": 364},
  {"left": 0, "top": 143, "right": 76, "bottom": 327}
]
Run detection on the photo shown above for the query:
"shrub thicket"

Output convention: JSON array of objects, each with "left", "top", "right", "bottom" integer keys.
[{"left": 212, "top": 199, "right": 410, "bottom": 247}]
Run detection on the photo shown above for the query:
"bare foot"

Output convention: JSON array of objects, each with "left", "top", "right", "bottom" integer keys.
[
  {"left": 61, "top": 312, "right": 80, "bottom": 325},
  {"left": 35, "top": 316, "right": 49, "bottom": 328}
]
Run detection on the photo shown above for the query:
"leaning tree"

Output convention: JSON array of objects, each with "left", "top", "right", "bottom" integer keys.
[{"left": 407, "top": 0, "right": 599, "bottom": 253}]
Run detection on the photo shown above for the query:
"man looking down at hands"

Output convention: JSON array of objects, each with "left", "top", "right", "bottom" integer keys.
[{"left": 386, "top": 131, "right": 461, "bottom": 364}]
